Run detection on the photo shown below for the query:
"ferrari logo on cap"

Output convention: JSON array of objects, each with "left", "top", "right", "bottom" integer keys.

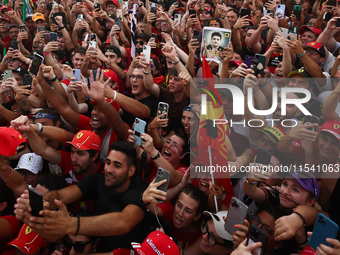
[
  {"left": 77, "top": 133, "right": 83, "bottom": 139},
  {"left": 104, "top": 69, "right": 109, "bottom": 73},
  {"left": 18, "top": 135, "right": 22, "bottom": 139},
  {"left": 334, "top": 124, "right": 340, "bottom": 129},
  {"left": 311, "top": 42, "right": 315, "bottom": 46},
  {"left": 298, "top": 69, "right": 303, "bottom": 72},
  {"left": 25, "top": 226, "right": 32, "bottom": 235}
]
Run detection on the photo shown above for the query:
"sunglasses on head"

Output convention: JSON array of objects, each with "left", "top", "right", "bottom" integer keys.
[{"left": 63, "top": 235, "right": 91, "bottom": 254}]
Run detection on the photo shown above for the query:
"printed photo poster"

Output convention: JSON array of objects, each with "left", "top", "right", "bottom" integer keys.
[{"left": 201, "top": 27, "right": 232, "bottom": 64}]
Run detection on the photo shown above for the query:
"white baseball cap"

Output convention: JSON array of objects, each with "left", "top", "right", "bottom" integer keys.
[
  {"left": 15, "top": 153, "right": 43, "bottom": 174},
  {"left": 203, "top": 211, "right": 233, "bottom": 241}
]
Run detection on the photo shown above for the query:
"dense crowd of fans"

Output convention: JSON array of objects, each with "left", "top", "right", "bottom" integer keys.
[{"left": 0, "top": 0, "right": 340, "bottom": 254}]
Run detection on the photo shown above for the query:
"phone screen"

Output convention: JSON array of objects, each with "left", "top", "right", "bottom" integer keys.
[{"left": 29, "top": 54, "right": 44, "bottom": 76}]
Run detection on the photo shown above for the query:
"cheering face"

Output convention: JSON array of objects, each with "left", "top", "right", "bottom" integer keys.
[
  {"left": 72, "top": 53, "right": 85, "bottom": 69},
  {"left": 106, "top": 2, "right": 117, "bottom": 15},
  {"left": 90, "top": 104, "right": 110, "bottom": 131},
  {"left": 182, "top": 111, "right": 198, "bottom": 136},
  {"left": 161, "top": 135, "right": 185, "bottom": 167},
  {"left": 70, "top": 147, "right": 94, "bottom": 175},
  {"left": 318, "top": 132, "right": 340, "bottom": 161},
  {"left": 279, "top": 178, "right": 314, "bottom": 209},
  {"left": 173, "top": 192, "right": 201, "bottom": 230},
  {"left": 104, "top": 150, "right": 131, "bottom": 189},
  {"left": 300, "top": 31, "right": 317, "bottom": 47}
]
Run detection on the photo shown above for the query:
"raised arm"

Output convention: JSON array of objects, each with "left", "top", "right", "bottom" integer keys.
[
  {"left": 106, "top": 90, "right": 150, "bottom": 120},
  {"left": 10, "top": 115, "right": 62, "bottom": 164},
  {"left": 323, "top": 83, "right": 340, "bottom": 121},
  {"left": 36, "top": 66, "right": 80, "bottom": 129},
  {"left": 82, "top": 70, "right": 128, "bottom": 140}
]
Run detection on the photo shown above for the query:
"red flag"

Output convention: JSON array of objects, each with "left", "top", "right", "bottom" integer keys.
[{"left": 193, "top": 56, "right": 234, "bottom": 206}]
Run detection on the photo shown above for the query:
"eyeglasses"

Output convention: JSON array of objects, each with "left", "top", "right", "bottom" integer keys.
[
  {"left": 159, "top": 20, "right": 168, "bottom": 24},
  {"left": 136, "top": 40, "right": 145, "bottom": 45},
  {"left": 258, "top": 135, "right": 275, "bottom": 148},
  {"left": 250, "top": 214, "right": 274, "bottom": 236},
  {"left": 63, "top": 235, "right": 91, "bottom": 254},
  {"left": 17, "top": 170, "right": 35, "bottom": 179},
  {"left": 305, "top": 49, "right": 319, "bottom": 55},
  {"left": 9, "top": 30, "right": 19, "bottom": 34},
  {"left": 129, "top": 74, "right": 143, "bottom": 81},
  {"left": 201, "top": 221, "right": 226, "bottom": 247}
]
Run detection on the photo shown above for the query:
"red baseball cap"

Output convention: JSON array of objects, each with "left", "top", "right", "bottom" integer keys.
[
  {"left": 319, "top": 121, "right": 340, "bottom": 142},
  {"left": 89, "top": 97, "right": 120, "bottom": 112},
  {"left": 8, "top": 224, "right": 50, "bottom": 254},
  {"left": 304, "top": 41, "right": 326, "bottom": 57},
  {"left": 131, "top": 231, "right": 180, "bottom": 255},
  {"left": 113, "top": 248, "right": 137, "bottom": 255},
  {"left": 103, "top": 37, "right": 111, "bottom": 44},
  {"left": 0, "top": 127, "right": 27, "bottom": 156},
  {"left": 300, "top": 246, "right": 317, "bottom": 254},
  {"left": 102, "top": 69, "right": 119, "bottom": 83},
  {"left": 64, "top": 130, "right": 101, "bottom": 151},
  {"left": 299, "top": 25, "right": 321, "bottom": 37},
  {"left": 229, "top": 61, "right": 242, "bottom": 67},
  {"left": 107, "top": 0, "right": 119, "bottom": 7}
]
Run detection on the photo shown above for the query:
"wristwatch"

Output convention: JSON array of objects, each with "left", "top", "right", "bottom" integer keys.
[{"left": 36, "top": 123, "right": 43, "bottom": 134}]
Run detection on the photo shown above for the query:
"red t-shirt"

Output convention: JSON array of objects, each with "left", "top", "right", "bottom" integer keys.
[
  {"left": 59, "top": 150, "right": 102, "bottom": 185},
  {"left": 0, "top": 215, "right": 21, "bottom": 255},
  {"left": 77, "top": 114, "right": 119, "bottom": 156},
  {"left": 157, "top": 201, "right": 202, "bottom": 246}
]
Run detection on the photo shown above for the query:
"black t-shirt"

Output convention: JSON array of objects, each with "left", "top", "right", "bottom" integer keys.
[
  {"left": 122, "top": 94, "right": 159, "bottom": 128},
  {"left": 159, "top": 88, "right": 190, "bottom": 132},
  {"left": 76, "top": 174, "right": 153, "bottom": 252}
]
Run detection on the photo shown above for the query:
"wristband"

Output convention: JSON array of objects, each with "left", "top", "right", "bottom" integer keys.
[
  {"left": 140, "top": 194, "right": 150, "bottom": 206},
  {"left": 113, "top": 90, "right": 117, "bottom": 100},
  {"left": 297, "top": 51, "right": 306, "bottom": 58},
  {"left": 296, "top": 239, "right": 307, "bottom": 245},
  {"left": 43, "top": 52, "right": 50, "bottom": 55},
  {"left": 293, "top": 211, "right": 306, "bottom": 226},
  {"left": 151, "top": 151, "right": 161, "bottom": 160},
  {"left": 258, "top": 80, "right": 267, "bottom": 88},
  {"left": 0, "top": 167, "right": 13, "bottom": 178},
  {"left": 59, "top": 26, "right": 65, "bottom": 30},
  {"left": 172, "top": 58, "right": 180, "bottom": 65},
  {"left": 49, "top": 75, "right": 58, "bottom": 82},
  {"left": 143, "top": 68, "right": 152, "bottom": 74},
  {"left": 74, "top": 215, "right": 80, "bottom": 237},
  {"left": 26, "top": 58, "right": 31, "bottom": 64}
]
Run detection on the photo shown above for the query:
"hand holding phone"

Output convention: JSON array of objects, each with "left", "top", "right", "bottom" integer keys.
[
  {"left": 29, "top": 188, "right": 43, "bottom": 217},
  {"left": 133, "top": 118, "right": 147, "bottom": 146},
  {"left": 154, "top": 167, "right": 171, "bottom": 202},
  {"left": 224, "top": 197, "right": 248, "bottom": 235}
]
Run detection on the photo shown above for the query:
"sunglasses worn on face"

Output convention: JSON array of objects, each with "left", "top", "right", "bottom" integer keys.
[
  {"left": 136, "top": 40, "right": 144, "bottom": 45},
  {"left": 63, "top": 236, "right": 91, "bottom": 254},
  {"left": 305, "top": 49, "right": 318, "bottom": 55}
]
